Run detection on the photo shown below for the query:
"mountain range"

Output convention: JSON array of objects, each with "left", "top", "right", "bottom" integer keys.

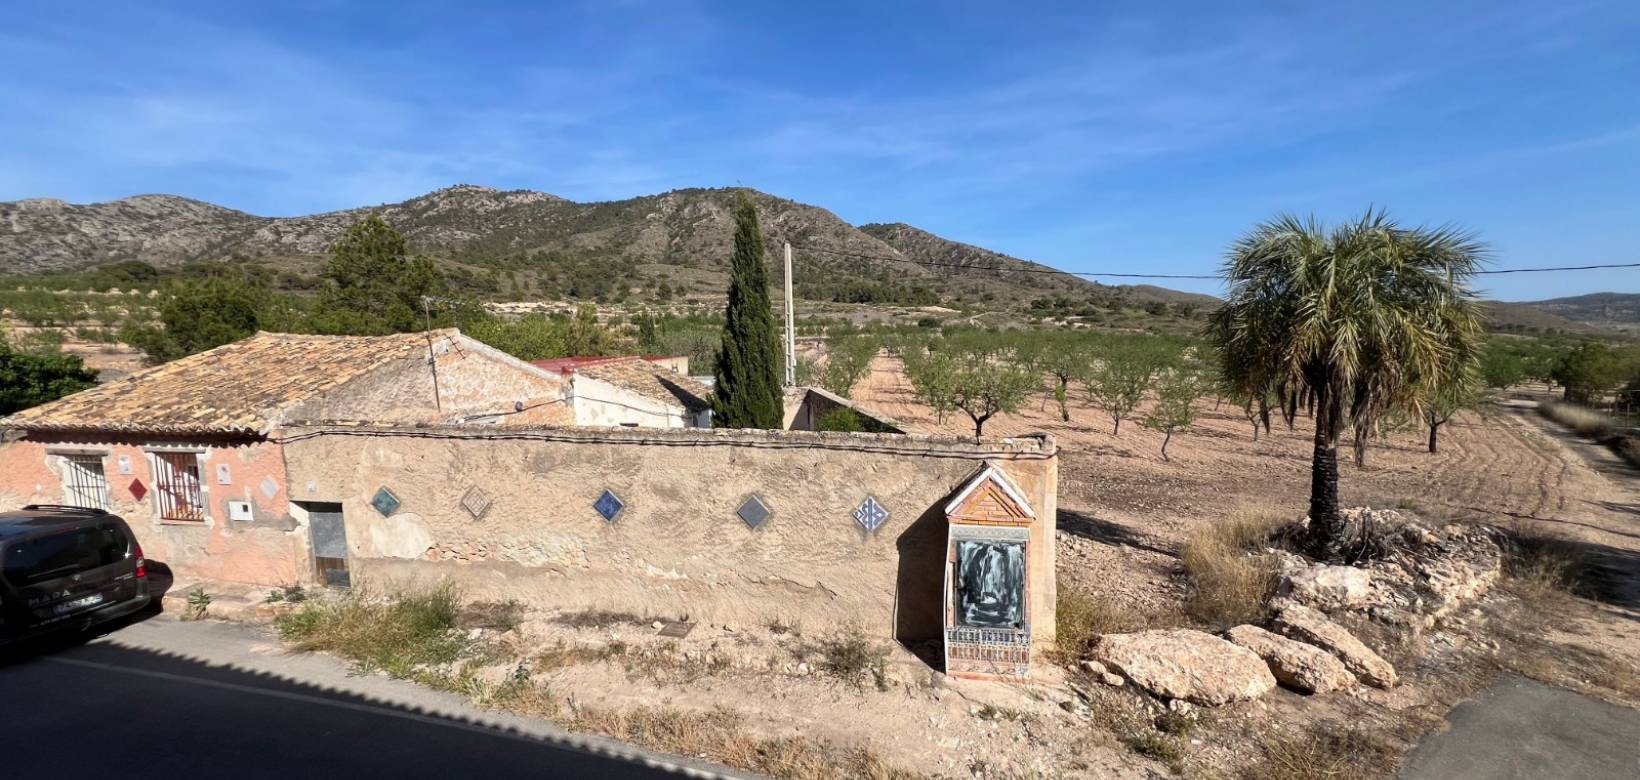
[
  {"left": 0, "top": 185, "right": 1630, "bottom": 332},
  {"left": 0, "top": 185, "right": 1214, "bottom": 311}
]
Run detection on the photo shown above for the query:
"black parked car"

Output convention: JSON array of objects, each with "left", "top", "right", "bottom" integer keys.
[{"left": 0, "top": 505, "right": 151, "bottom": 644}]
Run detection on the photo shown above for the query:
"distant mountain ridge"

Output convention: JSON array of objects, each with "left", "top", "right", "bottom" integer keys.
[
  {"left": 1520, "top": 292, "right": 1640, "bottom": 331},
  {"left": 0, "top": 185, "right": 1203, "bottom": 309},
  {"left": 0, "top": 186, "right": 1626, "bottom": 330}
]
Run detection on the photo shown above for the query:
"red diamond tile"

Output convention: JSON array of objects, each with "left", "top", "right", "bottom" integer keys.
[{"left": 129, "top": 478, "right": 147, "bottom": 501}]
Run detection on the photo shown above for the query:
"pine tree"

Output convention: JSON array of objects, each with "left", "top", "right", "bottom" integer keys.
[
  {"left": 711, "top": 193, "right": 783, "bottom": 429},
  {"left": 316, "top": 216, "right": 441, "bottom": 334}
]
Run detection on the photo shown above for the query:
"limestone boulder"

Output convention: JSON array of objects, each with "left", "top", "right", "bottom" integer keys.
[
  {"left": 1284, "top": 564, "right": 1371, "bottom": 610},
  {"left": 1225, "top": 624, "right": 1355, "bottom": 694},
  {"left": 1094, "top": 629, "right": 1276, "bottom": 706},
  {"left": 1272, "top": 604, "right": 1398, "bottom": 689}
]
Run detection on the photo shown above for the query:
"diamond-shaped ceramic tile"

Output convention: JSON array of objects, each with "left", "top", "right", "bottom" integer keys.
[
  {"left": 460, "top": 487, "right": 493, "bottom": 520},
  {"left": 853, "top": 496, "right": 890, "bottom": 533},
  {"left": 129, "top": 478, "right": 147, "bottom": 501},
  {"left": 737, "top": 495, "right": 772, "bottom": 529},
  {"left": 371, "top": 487, "right": 401, "bottom": 517},
  {"left": 260, "top": 475, "right": 279, "bottom": 499},
  {"left": 594, "top": 489, "right": 624, "bottom": 522}
]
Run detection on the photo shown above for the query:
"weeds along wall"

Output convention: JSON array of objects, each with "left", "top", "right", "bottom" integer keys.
[{"left": 279, "top": 424, "right": 1058, "bottom": 650}]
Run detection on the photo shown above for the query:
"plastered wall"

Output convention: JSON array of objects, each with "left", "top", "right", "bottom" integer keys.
[
  {"left": 280, "top": 425, "right": 1058, "bottom": 651},
  {"left": 0, "top": 435, "right": 305, "bottom": 585},
  {"left": 569, "top": 375, "right": 693, "bottom": 428}
]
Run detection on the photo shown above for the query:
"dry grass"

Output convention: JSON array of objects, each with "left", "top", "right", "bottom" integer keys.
[
  {"left": 1181, "top": 505, "right": 1288, "bottom": 628},
  {"left": 551, "top": 608, "right": 651, "bottom": 629},
  {"left": 531, "top": 640, "right": 630, "bottom": 671},
  {"left": 795, "top": 625, "right": 890, "bottom": 689},
  {"left": 1619, "top": 436, "right": 1640, "bottom": 467},
  {"left": 1498, "top": 522, "right": 1584, "bottom": 604},
  {"left": 1538, "top": 400, "right": 1618, "bottom": 439},
  {"left": 458, "top": 599, "right": 525, "bottom": 632},
  {"left": 1493, "top": 629, "right": 1640, "bottom": 703},
  {"left": 277, "top": 584, "right": 468, "bottom": 675},
  {"left": 1240, "top": 722, "right": 1398, "bottom": 780},
  {"left": 568, "top": 704, "right": 925, "bottom": 780},
  {"left": 1054, "top": 587, "right": 1145, "bottom": 662}
]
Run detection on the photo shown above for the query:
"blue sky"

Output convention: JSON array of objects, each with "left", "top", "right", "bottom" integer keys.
[{"left": 2, "top": 1, "right": 1637, "bottom": 300}]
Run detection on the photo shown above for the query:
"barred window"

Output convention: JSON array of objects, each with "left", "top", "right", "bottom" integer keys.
[
  {"left": 151, "top": 451, "right": 205, "bottom": 522},
  {"left": 60, "top": 454, "right": 109, "bottom": 511}
]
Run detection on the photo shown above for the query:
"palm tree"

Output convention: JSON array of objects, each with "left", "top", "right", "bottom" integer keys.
[{"left": 1209, "top": 210, "right": 1485, "bottom": 561}]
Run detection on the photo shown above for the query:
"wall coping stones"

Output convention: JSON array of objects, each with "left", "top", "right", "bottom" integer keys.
[{"left": 273, "top": 422, "right": 1057, "bottom": 460}]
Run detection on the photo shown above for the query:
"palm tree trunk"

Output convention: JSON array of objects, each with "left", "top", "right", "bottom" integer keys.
[
  {"left": 1427, "top": 421, "right": 1441, "bottom": 453},
  {"left": 1306, "top": 378, "right": 1345, "bottom": 560},
  {"left": 1283, "top": 389, "right": 1299, "bottom": 430},
  {"left": 1161, "top": 429, "right": 1173, "bottom": 460}
]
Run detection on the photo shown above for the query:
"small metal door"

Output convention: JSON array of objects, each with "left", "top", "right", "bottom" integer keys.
[{"left": 303, "top": 502, "right": 350, "bottom": 587}]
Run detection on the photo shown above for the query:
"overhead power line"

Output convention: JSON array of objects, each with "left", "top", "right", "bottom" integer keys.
[
  {"left": 791, "top": 244, "right": 1640, "bottom": 280},
  {"left": 1473, "top": 262, "right": 1640, "bottom": 275}
]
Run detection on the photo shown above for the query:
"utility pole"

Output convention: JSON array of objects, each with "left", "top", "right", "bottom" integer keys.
[
  {"left": 783, "top": 242, "right": 797, "bottom": 386},
  {"left": 420, "top": 295, "right": 456, "bottom": 413}
]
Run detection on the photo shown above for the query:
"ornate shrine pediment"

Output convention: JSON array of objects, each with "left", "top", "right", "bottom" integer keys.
[{"left": 943, "top": 464, "right": 1034, "bottom": 526}]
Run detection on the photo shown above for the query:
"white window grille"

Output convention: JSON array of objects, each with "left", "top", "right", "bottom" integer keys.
[
  {"left": 60, "top": 454, "right": 109, "bottom": 510},
  {"left": 151, "top": 451, "right": 205, "bottom": 522}
]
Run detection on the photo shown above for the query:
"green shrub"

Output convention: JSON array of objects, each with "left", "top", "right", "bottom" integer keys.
[
  {"left": 278, "top": 584, "right": 466, "bottom": 675},
  {"left": 816, "top": 407, "right": 865, "bottom": 432}
]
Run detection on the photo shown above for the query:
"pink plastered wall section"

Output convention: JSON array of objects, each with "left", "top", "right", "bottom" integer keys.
[{"left": 0, "top": 436, "right": 306, "bottom": 587}]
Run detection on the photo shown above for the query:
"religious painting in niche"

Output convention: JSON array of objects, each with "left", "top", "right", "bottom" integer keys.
[{"left": 954, "top": 540, "right": 1025, "bottom": 628}]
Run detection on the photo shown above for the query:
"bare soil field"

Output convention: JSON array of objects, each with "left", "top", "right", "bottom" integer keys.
[
  {"left": 274, "top": 358, "right": 1640, "bottom": 778},
  {"left": 855, "top": 356, "right": 1638, "bottom": 614}
]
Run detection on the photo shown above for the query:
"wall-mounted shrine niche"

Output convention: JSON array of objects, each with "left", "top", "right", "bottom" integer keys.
[{"left": 942, "top": 464, "right": 1036, "bottom": 680}]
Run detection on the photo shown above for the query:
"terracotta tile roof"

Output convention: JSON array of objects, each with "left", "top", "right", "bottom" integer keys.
[
  {"left": 1, "top": 330, "right": 453, "bottom": 435},
  {"left": 574, "top": 357, "right": 713, "bottom": 411},
  {"left": 532, "top": 355, "right": 686, "bottom": 375}
]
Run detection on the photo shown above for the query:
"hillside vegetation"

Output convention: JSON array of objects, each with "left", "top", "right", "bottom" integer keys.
[{"left": 2, "top": 185, "right": 1196, "bottom": 312}]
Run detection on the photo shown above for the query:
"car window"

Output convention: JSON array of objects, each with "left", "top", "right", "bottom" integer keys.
[{"left": 1, "top": 523, "right": 128, "bottom": 586}]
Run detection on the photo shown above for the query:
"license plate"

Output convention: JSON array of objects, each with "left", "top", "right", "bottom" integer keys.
[{"left": 53, "top": 593, "right": 104, "bottom": 615}]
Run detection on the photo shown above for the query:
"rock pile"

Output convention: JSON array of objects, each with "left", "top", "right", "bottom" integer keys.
[
  {"left": 1094, "top": 629, "right": 1276, "bottom": 705},
  {"left": 1224, "top": 624, "right": 1355, "bottom": 694},
  {"left": 1272, "top": 602, "right": 1398, "bottom": 689},
  {"left": 1068, "top": 508, "right": 1501, "bottom": 707}
]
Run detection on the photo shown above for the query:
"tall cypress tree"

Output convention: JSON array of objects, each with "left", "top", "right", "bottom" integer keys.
[{"left": 712, "top": 192, "right": 784, "bottom": 429}]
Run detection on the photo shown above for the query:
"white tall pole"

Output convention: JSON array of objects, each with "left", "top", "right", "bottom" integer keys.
[{"left": 783, "top": 241, "right": 796, "bottom": 387}]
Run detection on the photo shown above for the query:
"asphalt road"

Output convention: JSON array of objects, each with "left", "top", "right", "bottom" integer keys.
[
  {"left": 0, "top": 614, "right": 746, "bottom": 780},
  {"left": 1400, "top": 674, "right": 1640, "bottom": 780}
]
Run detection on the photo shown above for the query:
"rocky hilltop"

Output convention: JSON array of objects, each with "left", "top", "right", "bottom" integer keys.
[{"left": 0, "top": 185, "right": 1205, "bottom": 307}]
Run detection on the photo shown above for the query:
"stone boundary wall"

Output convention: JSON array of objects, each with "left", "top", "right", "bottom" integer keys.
[{"left": 278, "top": 423, "right": 1058, "bottom": 652}]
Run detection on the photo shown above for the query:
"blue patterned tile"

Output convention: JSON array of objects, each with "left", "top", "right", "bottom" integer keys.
[
  {"left": 594, "top": 489, "right": 625, "bottom": 522},
  {"left": 853, "top": 496, "right": 890, "bottom": 533}
]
